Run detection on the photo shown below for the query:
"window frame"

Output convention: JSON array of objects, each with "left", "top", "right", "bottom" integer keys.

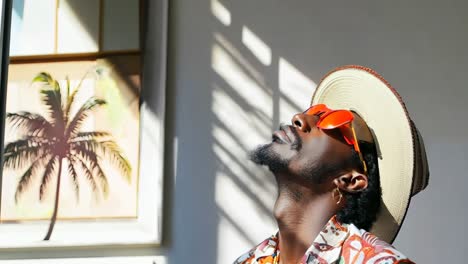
[{"left": 0, "top": 0, "right": 168, "bottom": 254}]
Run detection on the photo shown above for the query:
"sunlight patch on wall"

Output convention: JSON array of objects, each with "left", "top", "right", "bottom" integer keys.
[
  {"left": 212, "top": 88, "right": 270, "bottom": 145},
  {"left": 211, "top": 88, "right": 276, "bottom": 209},
  {"left": 212, "top": 43, "right": 272, "bottom": 120},
  {"left": 215, "top": 173, "right": 276, "bottom": 260},
  {"left": 211, "top": 0, "right": 231, "bottom": 26},
  {"left": 214, "top": 33, "right": 265, "bottom": 86},
  {"left": 278, "top": 57, "right": 316, "bottom": 122},
  {"left": 212, "top": 38, "right": 277, "bottom": 261},
  {"left": 217, "top": 206, "right": 256, "bottom": 264},
  {"left": 212, "top": 137, "right": 276, "bottom": 205},
  {"left": 242, "top": 26, "right": 272, "bottom": 66}
]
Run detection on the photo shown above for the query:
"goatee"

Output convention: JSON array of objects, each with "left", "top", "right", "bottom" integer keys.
[
  {"left": 249, "top": 143, "right": 349, "bottom": 186},
  {"left": 249, "top": 143, "right": 289, "bottom": 173}
]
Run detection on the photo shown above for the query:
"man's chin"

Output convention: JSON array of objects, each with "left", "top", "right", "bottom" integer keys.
[{"left": 249, "top": 143, "right": 288, "bottom": 173}]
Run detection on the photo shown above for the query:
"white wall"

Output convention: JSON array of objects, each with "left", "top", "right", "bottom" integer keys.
[{"left": 165, "top": 0, "right": 468, "bottom": 263}]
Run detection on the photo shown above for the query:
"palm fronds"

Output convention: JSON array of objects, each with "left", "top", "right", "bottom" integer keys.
[
  {"left": 71, "top": 139, "right": 131, "bottom": 183},
  {"left": 67, "top": 158, "right": 80, "bottom": 202},
  {"left": 70, "top": 131, "right": 112, "bottom": 141},
  {"left": 6, "top": 112, "right": 53, "bottom": 136},
  {"left": 39, "top": 155, "right": 58, "bottom": 201},
  {"left": 6, "top": 70, "right": 131, "bottom": 201},
  {"left": 15, "top": 152, "right": 52, "bottom": 203},
  {"left": 33, "top": 73, "right": 64, "bottom": 130},
  {"left": 3, "top": 137, "right": 51, "bottom": 169},
  {"left": 70, "top": 155, "right": 99, "bottom": 200},
  {"left": 4, "top": 70, "right": 133, "bottom": 240},
  {"left": 65, "top": 97, "right": 106, "bottom": 138},
  {"left": 70, "top": 155, "right": 98, "bottom": 192},
  {"left": 71, "top": 143, "right": 110, "bottom": 198},
  {"left": 64, "top": 70, "right": 91, "bottom": 124}
]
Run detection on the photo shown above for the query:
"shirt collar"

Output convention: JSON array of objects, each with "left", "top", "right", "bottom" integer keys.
[
  {"left": 253, "top": 216, "right": 350, "bottom": 263},
  {"left": 253, "top": 234, "right": 279, "bottom": 261},
  {"left": 303, "top": 215, "right": 350, "bottom": 263}
]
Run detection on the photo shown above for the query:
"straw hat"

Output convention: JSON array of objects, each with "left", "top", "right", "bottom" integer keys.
[{"left": 311, "top": 65, "right": 429, "bottom": 243}]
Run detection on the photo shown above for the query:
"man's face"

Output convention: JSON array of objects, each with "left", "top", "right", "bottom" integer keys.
[{"left": 250, "top": 110, "right": 356, "bottom": 185}]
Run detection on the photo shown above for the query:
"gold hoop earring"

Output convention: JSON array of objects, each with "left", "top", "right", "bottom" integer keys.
[{"left": 333, "top": 186, "right": 343, "bottom": 204}]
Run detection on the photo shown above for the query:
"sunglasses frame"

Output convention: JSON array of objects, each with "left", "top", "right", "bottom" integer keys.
[{"left": 303, "top": 104, "right": 368, "bottom": 174}]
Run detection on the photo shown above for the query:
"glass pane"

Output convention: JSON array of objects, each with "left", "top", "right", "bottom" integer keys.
[
  {"left": 57, "top": 0, "right": 99, "bottom": 53},
  {"left": 102, "top": 0, "right": 139, "bottom": 51},
  {"left": 10, "top": 0, "right": 56, "bottom": 56}
]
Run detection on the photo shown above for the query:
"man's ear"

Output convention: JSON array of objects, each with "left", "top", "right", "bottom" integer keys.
[{"left": 333, "top": 171, "right": 368, "bottom": 193}]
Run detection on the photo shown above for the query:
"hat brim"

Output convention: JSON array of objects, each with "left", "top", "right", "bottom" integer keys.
[{"left": 311, "top": 65, "right": 414, "bottom": 243}]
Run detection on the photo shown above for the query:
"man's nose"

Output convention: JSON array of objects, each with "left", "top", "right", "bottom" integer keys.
[{"left": 291, "top": 113, "right": 315, "bottom": 132}]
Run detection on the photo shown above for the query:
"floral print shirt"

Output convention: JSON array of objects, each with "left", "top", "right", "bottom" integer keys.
[{"left": 234, "top": 216, "right": 414, "bottom": 264}]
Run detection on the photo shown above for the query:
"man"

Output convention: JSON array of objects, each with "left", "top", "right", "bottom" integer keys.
[{"left": 234, "top": 66, "right": 429, "bottom": 264}]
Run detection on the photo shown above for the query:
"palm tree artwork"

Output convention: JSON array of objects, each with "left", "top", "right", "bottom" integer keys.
[{"left": 2, "top": 72, "right": 132, "bottom": 241}]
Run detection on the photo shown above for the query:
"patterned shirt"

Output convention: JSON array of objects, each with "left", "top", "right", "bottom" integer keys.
[{"left": 234, "top": 216, "right": 414, "bottom": 264}]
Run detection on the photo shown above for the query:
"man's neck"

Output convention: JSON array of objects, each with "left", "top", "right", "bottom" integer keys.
[{"left": 273, "top": 177, "right": 337, "bottom": 264}]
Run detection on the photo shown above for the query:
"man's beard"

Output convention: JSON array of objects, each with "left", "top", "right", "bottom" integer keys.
[
  {"left": 249, "top": 125, "right": 300, "bottom": 174},
  {"left": 249, "top": 143, "right": 289, "bottom": 174},
  {"left": 249, "top": 143, "right": 347, "bottom": 185}
]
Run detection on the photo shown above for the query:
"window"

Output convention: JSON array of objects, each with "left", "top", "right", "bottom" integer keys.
[{"left": 0, "top": 0, "right": 167, "bottom": 250}]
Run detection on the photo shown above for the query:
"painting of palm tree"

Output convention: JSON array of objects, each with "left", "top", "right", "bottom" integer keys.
[{"left": 2, "top": 72, "right": 132, "bottom": 241}]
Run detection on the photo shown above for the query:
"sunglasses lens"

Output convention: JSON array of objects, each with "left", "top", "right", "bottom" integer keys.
[
  {"left": 339, "top": 126, "right": 355, "bottom": 145},
  {"left": 304, "top": 104, "right": 329, "bottom": 115},
  {"left": 317, "top": 110, "right": 354, "bottom": 129}
]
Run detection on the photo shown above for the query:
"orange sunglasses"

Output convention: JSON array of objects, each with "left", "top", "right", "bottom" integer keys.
[{"left": 303, "top": 104, "right": 367, "bottom": 174}]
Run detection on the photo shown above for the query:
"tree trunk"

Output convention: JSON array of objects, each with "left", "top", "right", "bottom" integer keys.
[{"left": 43, "top": 157, "right": 63, "bottom": 241}]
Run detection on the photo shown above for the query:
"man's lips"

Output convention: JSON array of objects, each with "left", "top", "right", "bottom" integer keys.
[
  {"left": 272, "top": 130, "right": 290, "bottom": 144},
  {"left": 272, "top": 125, "right": 297, "bottom": 144}
]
